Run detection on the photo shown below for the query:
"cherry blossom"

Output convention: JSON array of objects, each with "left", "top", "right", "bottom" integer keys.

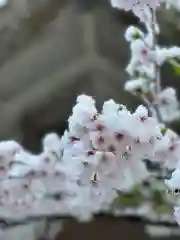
[
  {"left": 110, "top": 0, "right": 164, "bottom": 11},
  {"left": 110, "top": 0, "right": 180, "bottom": 226},
  {"left": 0, "top": 94, "right": 178, "bottom": 222}
]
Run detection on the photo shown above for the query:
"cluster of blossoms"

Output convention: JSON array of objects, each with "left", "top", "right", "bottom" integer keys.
[
  {"left": 112, "top": 1, "right": 180, "bottom": 124},
  {"left": 111, "top": 0, "right": 180, "bottom": 226},
  {"left": 0, "top": 95, "right": 180, "bottom": 223},
  {"left": 111, "top": 0, "right": 165, "bottom": 26},
  {"left": 110, "top": 0, "right": 164, "bottom": 11},
  {"left": 123, "top": 15, "right": 180, "bottom": 122}
]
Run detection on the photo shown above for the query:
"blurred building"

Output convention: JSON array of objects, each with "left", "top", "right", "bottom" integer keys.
[{"left": 0, "top": 0, "right": 141, "bottom": 150}]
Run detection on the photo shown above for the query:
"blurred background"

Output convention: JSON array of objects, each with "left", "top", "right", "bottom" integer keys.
[{"left": 1, "top": 0, "right": 180, "bottom": 239}]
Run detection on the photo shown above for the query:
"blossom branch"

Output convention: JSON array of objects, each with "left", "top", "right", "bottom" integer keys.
[
  {"left": 111, "top": 0, "right": 180, "bottom": 226},
  {"left": 0, "top": 0, "right": 180, "bottom": 230},
  {"left": 149, "top": 7, "right": 164, "bottom": 123},
  {"left": 150, "top": 7, "right": 161, "bottom": 93}
]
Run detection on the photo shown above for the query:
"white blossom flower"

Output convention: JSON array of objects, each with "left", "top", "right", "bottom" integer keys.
[
  {"left": 153, "top": 88, "right": 180, "bottom": 123},
  {"left": 43, "top": 133, "right": 62, "bottom": 159},
  {"left": 155, "top": 47, "right": 180, "bottom": 65},
  {"left": 110, "top": 0, "right": 164, "bottom": 11},
  {"left": 154, "top": 129, "right": 180, "bottom": 169},
  {"left": 124, "top": 78, "right": 149, "bottom": 93},
  {"left": 165, "top": 168, "right": 180, "bottom": 189}
]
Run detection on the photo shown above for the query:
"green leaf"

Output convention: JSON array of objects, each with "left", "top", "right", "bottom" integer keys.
[
  {"left": 153, "top": 204, "right": 172, "bottom": 214},
  {"left": 173, "top": 66, "right": 180, "bottom": 75},
  {"left": 133, "top": 32, "right": 141, "bottom": 40},
  {"left": 117, "top": 188, "right": 145, "bottom": 207},
  {"left": 169, "top": 59, "right": 180, "bottom": 76},
  {"left": 161, "top": 127, "right": 167, "bottom": 136}
]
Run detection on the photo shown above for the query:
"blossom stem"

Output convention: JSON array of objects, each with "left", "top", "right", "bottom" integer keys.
[
  {"left": 140, "top": 95, "right": 153, "bottom": 116},
  {"left": 141, "top": 94, "right": 162, "bottom": 122},
  {"left": 151, "top": 9, "right": 161, "bottom": 94},
  {"left": 150, "top": 7, "right": 163, "bottom": 123},
  {"left": 153, "top": 103, "right": 163, "bottom": 122}
]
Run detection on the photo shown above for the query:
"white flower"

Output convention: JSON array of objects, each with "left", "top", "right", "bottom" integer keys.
[
  {"left": 154, "top": 129, "right": 180, "bottom": 169},
  {"left": 110, "top": 0, "right": 164, "bottom": 11},
  {"left": 29, "top": 179, "right": 46, "bottom": 200},
  {"left": 134, "top": 105, "right": 148, "bottom": 117},
  {"left": 155, "top": 47, "right": 180, "bottom": 65},
  {"left": 153, "top": 88, "right": 180, "bottom": 123},
  {"left": 8, "top": 164, "right": 32, "bottom": 177},
  {"left": 68, "top": 94, "right": 97, "bottom": 131},
  {"left": 165, "top": 168, "right": 180, "bottom": 189},
  {"left": 124, "top": 78, "right": 149, "bottom": 93},
  {"left": 130, "top": 39, "right": 157, "bottom": 65},
  {"left": 102, "top": 99, "right": 120, "bottom": 115},
  {"left": 43, "top": 132, "right": 62, "bottom": 159},
  {"left": 155, "top": 87, "right": 177, "bottom": 105}
]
